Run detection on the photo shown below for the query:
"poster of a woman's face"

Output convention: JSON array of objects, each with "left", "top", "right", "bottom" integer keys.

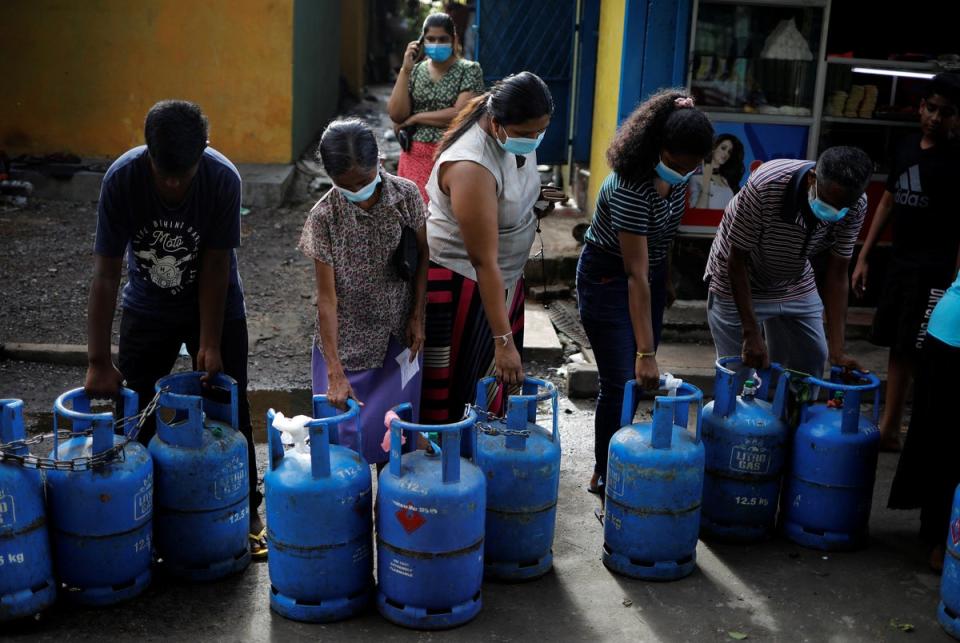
[
  {"left": 689, "top": 134, "right": 745, "bottom": 211},
  {"left": 681, "top": 122, "right": 810, "bottom": 234}
]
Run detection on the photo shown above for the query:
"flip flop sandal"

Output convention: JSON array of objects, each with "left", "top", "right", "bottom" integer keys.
[
  {"left": 249, "top": 528, "right": 268, "bottom": 560},
  {"left": 587, "top": 477, "right": 605, "bottom": 495},
  {"left": 594, "top": 507, "right": 604, "bottom": 525}
]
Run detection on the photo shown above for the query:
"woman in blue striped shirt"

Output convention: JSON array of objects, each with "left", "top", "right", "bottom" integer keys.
[{"left": 577, "top": 89, "right": 713, "bottom": 494}]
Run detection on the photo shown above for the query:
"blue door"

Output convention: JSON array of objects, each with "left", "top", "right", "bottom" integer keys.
[{"left": 475, "top": 0, "right": 596, "bottom": 165}]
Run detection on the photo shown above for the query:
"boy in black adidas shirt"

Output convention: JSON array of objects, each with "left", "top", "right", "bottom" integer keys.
[{"left": 852, "top": 72, "right": 960, "bottom": 451}]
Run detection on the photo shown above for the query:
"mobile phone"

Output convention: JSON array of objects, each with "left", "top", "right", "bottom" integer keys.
[{"left": 415, "top": 36, "right": 425, "bottom": 62}]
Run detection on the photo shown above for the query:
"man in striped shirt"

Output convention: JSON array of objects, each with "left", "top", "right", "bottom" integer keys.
[{"left": 704, "top": 146, "right": 873, "bottom": 379}]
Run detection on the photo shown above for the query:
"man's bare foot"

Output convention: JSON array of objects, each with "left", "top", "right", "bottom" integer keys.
[
  {"left": 250, "top": 511, "right": 264, "bottom": 536},
  {"left": 588, "top": 471, "right": 604, "bottom": 494},
  {"left": 879, "top": 434, "right": 902, "bottom": 452},
  {"left": 930, "top": 543, "right": 945, "bottom": 574}
]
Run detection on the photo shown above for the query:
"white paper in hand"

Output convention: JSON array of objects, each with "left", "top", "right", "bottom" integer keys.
[{"left": 395, "top": 348, "right": 420, "bottom": 390}]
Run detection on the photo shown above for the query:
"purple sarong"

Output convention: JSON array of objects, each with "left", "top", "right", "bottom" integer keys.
[{"left": 311, "top": 336, "right": 423, "bottom": 464}]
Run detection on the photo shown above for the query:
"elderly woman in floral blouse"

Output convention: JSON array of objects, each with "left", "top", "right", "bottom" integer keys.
[{"left": 298, "top": 118, "right": 429, "bottom": 466}]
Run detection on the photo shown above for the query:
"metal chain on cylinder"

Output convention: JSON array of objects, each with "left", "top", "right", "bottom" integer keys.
[
  {"left": 0, "top": 388, "right": 166, "bottom": 471},
  {"left": 464, "top": 403, "right": 531, "bottom": 438}
]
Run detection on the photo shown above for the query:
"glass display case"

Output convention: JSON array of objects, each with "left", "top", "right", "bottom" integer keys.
[
  {"left": 688, "top": 0, "right": 828, "bottom": 118},
  {"left": 814, "top": 57, "right": 937, "bottom": 176},
  {"left": 681, "top": 0, "right": 831, "bottom": 236}
]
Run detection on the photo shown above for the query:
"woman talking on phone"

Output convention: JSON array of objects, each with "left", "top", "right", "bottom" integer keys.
[{"left": 388, "top": 12, "right": 485, "bottom": 203}]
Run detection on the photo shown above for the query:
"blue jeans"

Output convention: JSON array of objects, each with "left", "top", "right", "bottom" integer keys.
[{"left": 576, "top": 242, "right": 668, "bottom": 477}]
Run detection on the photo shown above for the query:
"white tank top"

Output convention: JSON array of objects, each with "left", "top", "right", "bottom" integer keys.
[{"left": 425, "top": 122, "right": 540, "bottom": 285}]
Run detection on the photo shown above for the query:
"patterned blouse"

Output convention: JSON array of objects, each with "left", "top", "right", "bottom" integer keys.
[
  {"left": 409, "top": 58, "right": 484, "bottom": 143},
  {"left": 297, "top": 172, "right": 427, "bottom": 370}
]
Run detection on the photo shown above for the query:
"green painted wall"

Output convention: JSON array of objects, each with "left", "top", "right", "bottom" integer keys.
[{"left": 292, "top": 0, "right": 342, "bottom": 159}]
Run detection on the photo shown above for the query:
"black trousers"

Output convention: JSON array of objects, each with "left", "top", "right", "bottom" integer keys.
[
  {"left": 888, "top": 335, "right": 960, "bottom": 545},
  {"left": 118, "top": 309, "right": 262, "bottom": 511}
]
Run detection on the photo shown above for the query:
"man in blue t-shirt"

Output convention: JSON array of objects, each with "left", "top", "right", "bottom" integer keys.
[{"left": 84, "top": 100, "right": 264, "bottom": 553}]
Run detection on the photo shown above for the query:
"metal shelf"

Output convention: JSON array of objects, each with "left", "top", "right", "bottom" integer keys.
[
  {"left": 822, "top": 116, "right": 919, "bottom": 127},
  {"left": 825, "top": 56, "right": 939, "bottom": 71},
  {"left": 701, "top": 111, "right": 814, "bottom": 125}
]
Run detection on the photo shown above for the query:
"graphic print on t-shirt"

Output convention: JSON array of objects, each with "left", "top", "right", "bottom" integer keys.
[
  {"left": 893, "top": 165, "right": 929, "bottom": 209},
  {"left": 132, "top": 219, "right": 201, "bottom": 294}
]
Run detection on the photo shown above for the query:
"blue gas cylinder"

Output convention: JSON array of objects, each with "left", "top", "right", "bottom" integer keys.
[
  {"left": 473, "top": 376, "right": 560, "bottom": 581},
  {"left": 604, "top": 378, "right": 704, "bottom": 581},
  {"left": 938, "top": 484, "right": 960, "bottom": 638},
  {"left": 0, "top": 399, "right": 56, "bottom": 621},
  {"left": 264, "top": 396, "right": 372, "bottom": 622},
  {"left": 377, "top": 406, "right": 485, "bottom": 629},
  {"left": 701, "top": 359, "right": 790, "bottom": 543},
  {"left": 150, "top": 372, "right": 250, "bottom": 581},
  {"left": 46, "top": 388, "right": 153, "bottom": 605},
  {"left": 783, "top": 368, "right": 881, "bottom": 551}
]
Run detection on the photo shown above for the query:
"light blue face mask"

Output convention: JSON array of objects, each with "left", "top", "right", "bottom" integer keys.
[
  {"left": 425, "top": 43, "right": 453, "bottom": 62},
  {"left": 337, "top": 172, "right": 381, "bottom": 203},
  {"left": 808, "top": 184, "right": 849, "bottom": 223},
  {"left": 655, "top": 159, "right": 696, "bottom": 186},
  {"left": 496, "top": 126, "right": 545, "bottom": 156}
]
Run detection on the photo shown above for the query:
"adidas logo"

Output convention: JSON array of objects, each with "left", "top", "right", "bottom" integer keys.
[{"left": 894, "top": 165, "right": 930, "bottom": 208}]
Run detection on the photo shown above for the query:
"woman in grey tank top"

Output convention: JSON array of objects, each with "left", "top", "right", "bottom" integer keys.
[{"left": 420, "top": 72, "right": 563, "bottom": 423}]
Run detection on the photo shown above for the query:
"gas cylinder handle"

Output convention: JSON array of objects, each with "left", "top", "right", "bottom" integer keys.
[
  {"left": 308, "top": 396, "right": 360, "bottom": 479},
  {"left": 266, "top": 399, "right": 359, "bottom": 478},
  {"left": 475, "top": 376, "right": 559, "bottom": 446},
  {"left": 52, "top": 387, "right": 138, "bottom": 458},
  {"left": 266, "top": 409, "right": 284, "bottom": 473},
  {"left": 387, "top": 404, "right": 478, "bottom": 483},
  {"left": 0, "top": 399, "right": 26, "bottom": 448},
  {"left": 769, "top": 364, "right": 790, "bottom": 421},
  {"left": 803, "top": 368, "right": 882, "bottom": 428},
  {"left": 156, "top": 372, "right": 239, "bottom": 448},
  {"left": 621, "top": 379, "right": 704, "bottom": 448},
  {"left": 712, "top": 357, "right": 740, "bottom": 418},
  {"left": 713, "top": 358, "right": 789, "bottom": 418}
]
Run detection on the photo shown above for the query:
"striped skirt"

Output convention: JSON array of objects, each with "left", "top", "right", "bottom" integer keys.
[{"left": 421, "top": 263, "right": 525, "bottom": 424}]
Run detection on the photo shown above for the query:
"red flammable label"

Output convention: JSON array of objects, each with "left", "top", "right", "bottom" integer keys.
[
  {"left": 396, "top": 503, "right": 427, "bottom": 534},
  {"left": 952, "top": 517, "right": 960, "bottom": 547}
]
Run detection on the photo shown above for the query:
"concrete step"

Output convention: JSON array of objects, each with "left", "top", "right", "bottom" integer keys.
[
  {"left": 523, "top": 303, "right": 563, "bottom": 362},
  {"left": 236, "top": 164, "right": 295, "bottom": 208},
  {"left": 565, "top": 338, "right": 890, "bottom": 400},
  {"left": 13, "top": 160, "right": 294, "bottom": 208},
  {"left": 661, "top": 300, "right": 875, "bottom": 342},
  {"left": 0, "top": 342, "right": 116, "bottom": 366},
  {"left": 523, "top": 207, "right": 588, "bottom": 287}
]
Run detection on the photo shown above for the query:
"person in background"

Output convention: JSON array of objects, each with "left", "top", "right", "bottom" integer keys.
[
  {"left": 388, "top": 12, "right": 484, "bottom": 203},
  {"left": 421, "top": 72, "right": 564, "bottom": 424},
  {"left": 444, "top": 1, "right": 471, "bottom": 52},
  {"left": 851, "top": 72, "right": 960, "bottom": 451},
  {"left": 84, "top": 100, "right": 266, "bottom": 557},
  {"left": 703, "top": 147, "right": 873, "bottom": 380},
  {"left": 888, "top": 268, "right": 960, "bottom": 572},
  {"left": 297, "top": 119, "right": 429, "bottom": 468},
  {"left": 578, "top": 90, "right": 714, "bottom": 494},
  {"left": 689, "top": 133, "right": 745, "bottom": 210}
]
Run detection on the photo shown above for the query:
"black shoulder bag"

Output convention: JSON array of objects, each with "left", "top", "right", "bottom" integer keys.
[{"left": 392, "top": 225, "right": 419, "bottom": 281}]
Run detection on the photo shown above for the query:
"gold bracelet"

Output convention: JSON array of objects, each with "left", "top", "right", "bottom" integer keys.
[{"left": 636, "top": 351, "right": 656, "bottom": 359}]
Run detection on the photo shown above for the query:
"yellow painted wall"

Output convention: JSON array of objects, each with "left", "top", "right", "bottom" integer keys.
[
  {"left": 586, "top": 0, "right": 627, "bottom": 212},
  {"left": 0, "top": 0, "right": 295, "bottom": 164},
  {"left": 340, "top": 0, "right": 368, "bottom": 98}
]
